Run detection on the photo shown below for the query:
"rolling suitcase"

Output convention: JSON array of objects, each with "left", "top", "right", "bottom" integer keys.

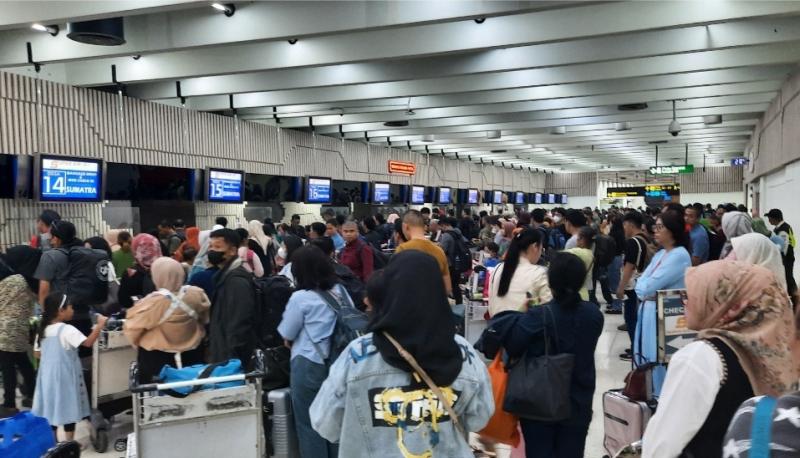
[
  {"left": 603, "top": 390, "right": 654, "bottom": 457},
  {"left": 264, "top": 387, "right": 300, "bottom": 458}
]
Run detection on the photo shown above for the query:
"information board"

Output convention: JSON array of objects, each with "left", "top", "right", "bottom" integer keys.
[
  {"left": 410, "top": 185, "right": 425, "bottom": 204},
  {"left": 649, "top": 164, "right": 694, "bottom": 175},
  {"left": 438, "top": 187, "right": 451, "bottom": 204},
  {"left": 515, "top": 191, "right": 525, "bottom": 204},
  {"left": 533, "top": 192, "right": 543, "bottom": 204},
  {"left": 39, "top": 156, "right": 103, "bottom": 202},
  {"left": 492, "top": 190, "right": 503, "bottom": 204},
  {"left": 546, "top": 193, "right": 556, "bottom": 204},
  {"left": 657, "top": 289, "right": 697, "bottom": 363},
  {"left": 372, "top": 182, "right": 390, "bottom": 204},
  {"left": 306, "top": 177, "right": 332, "bottom": 204},
  {"left": 467, "top": 188, "right": 479, "bottom": 204},
  {"left": 731, "top": 157, "right": 749, "bottom": 166},
  {"left": 207, "top": 168, "right": 244, "bottom": 203},
  {"left": 561, "top": 194, "right": 568, "bottom": 205}
]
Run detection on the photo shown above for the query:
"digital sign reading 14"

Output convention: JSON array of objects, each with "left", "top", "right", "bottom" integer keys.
[
  {"left": 410, "top": 185, "right": 425, "bottom": 204},
  {"left": 208, "top": 169, "right": 243, "bottom": 203},
  {"left": 40, "top": 156, "right": 102, "bottom": 202},
  {"left": 306, "top": 177, "right": 332, "bottom": 204},
  {"left": 467, "top": 189, "right": 479, "bottom": 204},
  {"left": 373, "top": 182, "right": 390, "bottom": 204}
]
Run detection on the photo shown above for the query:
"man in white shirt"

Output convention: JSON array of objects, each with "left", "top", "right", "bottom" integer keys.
[{"left": 564, "top": 209, "right": 587, "bottom": 250}]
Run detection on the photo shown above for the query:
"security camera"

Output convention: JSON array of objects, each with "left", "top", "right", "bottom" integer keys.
[{"left": 668, "top": 119, "right": 681, "bottom": 137}]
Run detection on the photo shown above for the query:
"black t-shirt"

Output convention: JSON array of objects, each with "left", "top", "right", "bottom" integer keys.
[{"left": 623, "top": 235, "right": 647, "bottom": 272}]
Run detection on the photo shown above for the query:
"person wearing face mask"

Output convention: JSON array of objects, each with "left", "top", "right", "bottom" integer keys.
[
  {"left": 488, "top": 229, "right": 552, "bottom": 316},
  {"left": 29, "top": 209, "right": 60, "bottom": 251},
  {"left": 206, "top": 228, "right": 258, "bottom": 365}
]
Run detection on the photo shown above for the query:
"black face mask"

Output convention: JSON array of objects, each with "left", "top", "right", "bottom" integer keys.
[{"left": 207, "top": 250, "right": 227, "bottom": 266}]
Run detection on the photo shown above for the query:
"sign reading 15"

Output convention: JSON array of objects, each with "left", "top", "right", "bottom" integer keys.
[
  {"left": 43, "top": 173, "right": 67, "bottom": 195},
  {"left": 210, "top": 181, "right": 225, "bottom": 198}
]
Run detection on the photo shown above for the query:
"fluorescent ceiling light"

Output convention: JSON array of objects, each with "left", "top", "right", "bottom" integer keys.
[{"left": 31, "top": 23, "right": 59, "bottom": 36}]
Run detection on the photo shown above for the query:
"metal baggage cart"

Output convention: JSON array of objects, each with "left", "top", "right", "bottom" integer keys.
[
  {"left": 91, "top": 318, "right": 136, "bottom": 452},
  {"left": 127, "top": 353, "right": 265, "bottom": 458}
]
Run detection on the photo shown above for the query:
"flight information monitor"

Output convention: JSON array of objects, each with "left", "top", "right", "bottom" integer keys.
[
  {"left": 546, "top": 193, "right": 556, "bottom": 204},
  {"left": 438, "top": 187, "right": 452, "bottom": 204},
  {"left": 493, "top": 190, "right": 503, "bottom": 204},
  {"left": 207, "top": 168, "right": 244, "bottom": 203},
  {"left": 410, "top": 185, "right": 425, "bottom": 204},
  {"left": 533, "top": 192, "right": 543, "bottom": 204},
  {"left": 561, "top": 194, "right": 568, "bottom": 205},
  {"left": 467, "top": 188, "right": 479, "bottom": 204},
  {"left": 306, "top": 176, "right": 332, "bottom": 204},
  {"left": 515, "top": 191, "right": 525, "bottom": 204},
  {"left": 39, "top": 155, "right": 103, "bottom": 202},
  {"left": 372, "top": 182, "right": 390, "bottom": 204}
]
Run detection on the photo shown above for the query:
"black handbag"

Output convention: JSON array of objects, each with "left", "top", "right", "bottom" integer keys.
[
  {"left": 503, "top": 304, "right": 575, "bottom": 422},
  {"left": 260, "top": 345, "right": 291, "bottom": 391}
]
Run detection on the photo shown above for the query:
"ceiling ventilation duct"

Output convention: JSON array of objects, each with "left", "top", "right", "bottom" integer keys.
[
  {"left": 617, "top": 103, "right": 648, "bottom": 111},
  {"left": 67, "top": 18, "right": 125, "bottom": 46},
  {"left": 549, "top": 126, "right": 567, "bottom": 135},
  {"left": 703, "top": 115, "right": 723, "bottom": 125},
  {"left": 487, "top": 130, "right": 501, "bottom": 139},
  {"left": 614, "top": 122, "right": 631, "bottom": 131},
  {"left": 383, "top": 120, "right": 409, "bottom": 127}
]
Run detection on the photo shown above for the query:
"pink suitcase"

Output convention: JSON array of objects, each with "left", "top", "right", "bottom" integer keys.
[{"left": 602, "top": 390, "right": 654, "bottom": 457}]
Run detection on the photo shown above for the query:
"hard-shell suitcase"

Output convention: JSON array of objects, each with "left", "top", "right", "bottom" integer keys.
[
  {"left": 264, "top": 388, "right": 300, "bottom": 458},
  {"left": 603, "top": 390, "right": 654, "bottom": 457}
]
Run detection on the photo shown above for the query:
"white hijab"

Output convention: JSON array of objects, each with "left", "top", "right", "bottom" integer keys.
[
  {"left": 730, "top": 232, "right": 787, "bottom": 290},
  {"left": 192, "top": 230, "right": 212, "bottom": 270},
  {"left": 247, "top": 220, "right": 270, "bottom": 251}
]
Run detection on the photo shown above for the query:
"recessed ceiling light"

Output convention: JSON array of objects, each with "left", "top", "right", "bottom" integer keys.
[
  {"left": 703, "top": 115, "right": 723, "bottom": 125},
  {"left": 211, "top": 3, "right": 236, "bottom": 17},
  {"left": 383, "top": 120, "right": 409, "bottom": 127},
  {"left": 421, "top": 134, "right": 435, "bottom": 143},
  {"left": 617, "top": 103, "right": 648, "bottom": 111},
  {"left": 32, "top": 23, "right": 59, "bottom": 36}
]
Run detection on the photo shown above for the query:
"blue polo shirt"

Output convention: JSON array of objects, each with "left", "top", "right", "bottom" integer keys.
[{"left": 689, "top": 224, "right": 710, "bottom": 263}]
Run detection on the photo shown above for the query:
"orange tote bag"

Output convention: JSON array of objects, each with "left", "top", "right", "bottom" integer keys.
[{"left": 479, "top": 353, "right": 520, "bottom": 446}]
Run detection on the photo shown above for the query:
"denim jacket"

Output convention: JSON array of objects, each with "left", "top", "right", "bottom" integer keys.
[{"left": 310, "top": 333, "right": 494, "bottom": 457}]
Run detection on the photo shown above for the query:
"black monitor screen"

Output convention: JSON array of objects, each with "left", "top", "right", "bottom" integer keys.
[{"left": 0, "top": 155, "right": 16, "bottom": 198}]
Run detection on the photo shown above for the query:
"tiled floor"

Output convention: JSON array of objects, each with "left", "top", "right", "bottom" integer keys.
[{"left": 13, "top": 313, "right": 632, "bottom": 458}]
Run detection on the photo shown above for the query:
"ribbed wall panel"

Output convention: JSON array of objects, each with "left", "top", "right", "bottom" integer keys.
[
  {"left": 678, "top": 167, "right": 744, "bottom": 193},
  {"left": 195, "top": 202, "right": 245, "bottom": 232},
  {"left": 546, "top": 172, "right": 597, "bottom": 195},
  {"left": 0, "top": 199, "right": 111, "bottom": 251}
]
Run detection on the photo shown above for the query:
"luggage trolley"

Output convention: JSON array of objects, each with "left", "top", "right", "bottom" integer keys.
[
  {"left": 91, "top": 317, "right": 136, "bottom": 452},
  {"left": 127, "top": 353, "right": 265, "bottom": 458}
]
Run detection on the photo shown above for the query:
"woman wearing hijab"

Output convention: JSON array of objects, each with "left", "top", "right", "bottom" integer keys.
[
  {"left": 729, "top": 232, "right": 788, "bottom": 292},
  {"left": 0, "top": 246, "right": 40, "bottom": 416},
  {"left": 634, "top": 208, "right": 692, "bottom": 398},
  {"left": 247, "top": 220, "right": 273, "bottom": 275},
  {"left": 642, "top": 261, "right": 795, "bottom": 458},
  {"left": 187, "top": 230, "right": 219, "bottom": 297},
  {"left": 277, "top": 234, "right": 304, "bottom": 284},
  {"left": 309, "top": 250, "right": 494, "bottom": 458},
  {"left": 481, "top": 252, "right": 604, "bottom": 458},
  {"left": 124, "top": 257, "right": 210, "bottom": 383},
  {"left": 173, "top": 227, "right": 200, "bottom": 263},
  {"left": 720, "top": 211, "right": 753, "bottom": 258},
  {"left": 119, "top": 233, "right": 161, "bottom": 310}
]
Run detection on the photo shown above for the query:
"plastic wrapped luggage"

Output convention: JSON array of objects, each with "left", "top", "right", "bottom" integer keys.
[
  {"left": 0, "top": 411, "right": 56, "bottom": 458},
  {"left": 264, "top": 387, "right": 300, "bottom": 458},
  {"left": 603, "top": 390, "right": 654, "bottom": 457}
]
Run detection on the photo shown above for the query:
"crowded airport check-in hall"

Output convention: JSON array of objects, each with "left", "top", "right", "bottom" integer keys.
[{"left": 0, "top": 1, "right": 799, "bottom": 457}]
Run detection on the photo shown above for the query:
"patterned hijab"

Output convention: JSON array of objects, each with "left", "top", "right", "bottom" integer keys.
[
  {"left": 685, "top": 260, "right": 796, "bottom": 396},
  {"left": 132, "top": 233, "right": 162, "bottom": 270},
  {"left": 720, "top": 212, "right": 753, "bottom": 258}
]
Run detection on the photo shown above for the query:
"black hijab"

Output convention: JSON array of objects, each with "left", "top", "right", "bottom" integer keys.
[
  {"left": 369, "top": 250, "right": 463, "bottom": 386},
  {"left": 1, "top": 245, "right": 42, "bottom": 292}
]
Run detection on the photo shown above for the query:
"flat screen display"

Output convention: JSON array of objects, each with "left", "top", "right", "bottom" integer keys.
[
  {"left": 533, "top": 192, "right": 543, "bottom": 204},
  {"left": 561, "top": 194, "right": 568, "bottom": 205},
  {"left": 410, "top": 185, "right": 425, "bottom": 204},
  {"left": 515, "top": 191, "right": 525, "bottom": 205},
  {"left": 306, "top": 177, "right": 332, "bottom": 204},
  {"left": 467, "top": 188, "right": 479, "bottom": 204},
  {"left": 438, "top": 187, "right": 452, "bottom": 205},
  {"left": 493, "top": 190, "right": 503, "bottom": 204},
  {"left": 372, "top": 182, "right": 390, "bottom": 204},
  {"left": 39, "top": 155, "right": 102, "bottom": 202},
  {"left": 546, "top": 193, "right": 556, "bottom": 204},
  {"left": 208, "top": 168, "right": 244, "bottom": 203}
]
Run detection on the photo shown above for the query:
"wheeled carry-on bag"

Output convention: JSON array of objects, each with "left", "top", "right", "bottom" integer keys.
[
  {"left": 264, "top": 387, "right": 300, "bottom": 458},
  {"left": 603, "top": 389, "right": 654, "bottom": 457}
]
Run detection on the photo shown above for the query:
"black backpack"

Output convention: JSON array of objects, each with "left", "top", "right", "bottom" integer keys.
[
  {"left": 592, "top": 234, "right": 617, "bottom": 268},
  {"left": 334, "top": 263, "right": 367, "bottom": 312},
  {"left": 368, "top": 244, "right": 390, "bottom": 270},
  {"left": 253, "top": 275, "right": 295, "bottom": 348},
  {"left": 58, "top": 247, "right": 110, "bottom": 306},
  {"left": 445, "top": 230, "right": 473, "bottom": 273},
  {"left": 316, "top": 288, "right": 369, "bottom": 365}
]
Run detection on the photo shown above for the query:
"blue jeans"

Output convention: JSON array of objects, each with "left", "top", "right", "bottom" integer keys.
[
  {"left": 290, "top": 356, "right": 338, "bottom": 458},
  {"left": 623, "top": 290, "right": 639, "bottom": 345},
  {"left": 520, "top": 419, "right": 590, "bottom": 458}
]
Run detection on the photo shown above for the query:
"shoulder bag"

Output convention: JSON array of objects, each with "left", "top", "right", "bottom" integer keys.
[{"left": 502, "top": 304, "right": 575, "bottom": 422}]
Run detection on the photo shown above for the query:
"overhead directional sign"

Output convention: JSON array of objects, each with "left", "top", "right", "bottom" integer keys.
[
  {"left": 731, "top": 157, "right": 750, "bottom": 166},
  {"left": 657, "top": 289, "right": 697, "bottom": 363},
  {"left": 649, "top": 164, "right": 694, "bottom": 175}
]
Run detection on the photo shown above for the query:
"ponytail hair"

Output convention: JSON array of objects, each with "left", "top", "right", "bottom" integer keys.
[
  {"left": 578, "top": 226, "right": 597, "bottom": 250},
  {"left": 548, "top": 252, "right": 586, "bottom": 309},
  {"left": 39, "top": 292, "right": 69, "bottom": 338},
  {"left": 497, "top": 229, "right": 542, "bottom": 297}
]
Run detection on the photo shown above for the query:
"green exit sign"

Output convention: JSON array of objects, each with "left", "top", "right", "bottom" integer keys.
[{"left": 649, "top": 164, "right": 694, "bottom": 175}]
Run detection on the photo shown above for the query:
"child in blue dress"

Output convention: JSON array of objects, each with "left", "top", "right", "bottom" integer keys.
[{"left": 32, "top": 292, "right": 107, "bottom": 441}]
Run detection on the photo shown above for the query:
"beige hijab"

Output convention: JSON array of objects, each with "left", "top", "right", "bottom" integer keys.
[
  {"left": 685, "top": 260, "right": 796, "bottom": 396},
  {"left": 731, "top": 233, "right": 787, "bottom": 291}
]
